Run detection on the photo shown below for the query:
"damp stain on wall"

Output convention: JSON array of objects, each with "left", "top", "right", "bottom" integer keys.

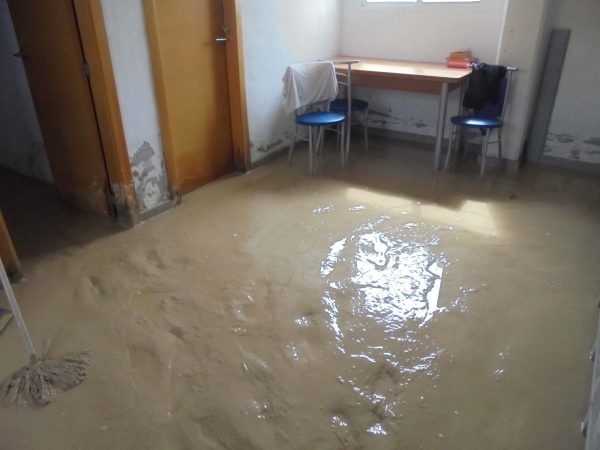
[
  {"left": 130, "top": 141, "right": 169, "bottom": 211},
  {"left": 256, "top": 139, "right": 284, "bottom": 154},
  {"left": 584, "top": 137, "right": 600, "bottom": 147},
  {"left": 554, "top": 133, "right": 576, "bottom": 144},
  {"left": 368, "top": 110, "right": 401, "bottom": 129},
  {"left": 544, "top": 132, "right": 600, "bottom": 164},
  {"left": 368, "top": 109, "right": 432, "bottom": 134},
  {"left": 250, "top": 131, "right": 293, "bottom": 160}
]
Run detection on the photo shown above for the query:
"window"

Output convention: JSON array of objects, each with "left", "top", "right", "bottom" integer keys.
[{"left": 366, "top": 0, "right": 480, "bottom": 3}]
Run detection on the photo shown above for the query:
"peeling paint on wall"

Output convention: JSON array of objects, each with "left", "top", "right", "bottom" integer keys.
[
  {"left": 545, "top": 0, "right": 600, "bottom": 167},
  {"left": 553, "top": 133, "right": 576, "bottom": 144},
  {"left": 584, "top": 138, "right": 600, "bottom": 147},
  {"left": 101, "top": 0, "right": 171, "bottom": 213},
  {"left": 131, "top": 141, "right": 169, "bottom": 211},
  {"left": 544, "top": 131, "right": 600, "bottom": 164}
]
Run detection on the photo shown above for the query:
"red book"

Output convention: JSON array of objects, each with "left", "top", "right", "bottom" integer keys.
[{"left": 446, "top": 58, "right": 478, "bottom": 69}]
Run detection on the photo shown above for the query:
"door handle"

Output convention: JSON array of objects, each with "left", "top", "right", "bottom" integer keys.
[{"left": 215, "top": 37, "right": 228, "bottom": 43}]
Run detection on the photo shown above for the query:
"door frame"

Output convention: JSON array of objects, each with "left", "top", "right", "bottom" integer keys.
[
  {"left": 72, "top": 0, "right": 140, "bottom": 225},
  {"left": 9, "top": 0, "right": 140, "bottom": 225},
  {"left": 0, "top": 212, "right": 22, "bottom": 281},
  {"left": 143, "top": 0, "right": 251, "bottom": 197}
]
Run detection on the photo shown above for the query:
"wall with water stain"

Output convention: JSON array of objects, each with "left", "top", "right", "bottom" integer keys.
[
  {"left": 242, "top": 0, "right": 343, "bottom": 164},
  {"left": 0, "top": 0, "right": 52, "bottom": 183},
  {"left": 340, "top": 0, "right": 507, "bottom": 148},
  {"left": 543, "top": 0, "right": 600, "bottom": 165},
  {"left": 341, "top": 0, "right": 556, "bottom": 164},
  {"left": 101, "top": 0, "right": 170, "bottom": 212}
]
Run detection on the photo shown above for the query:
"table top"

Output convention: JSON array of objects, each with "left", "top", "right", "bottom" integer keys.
[{"left": 333, "top": 56, "right": 471, "bottom": 84}]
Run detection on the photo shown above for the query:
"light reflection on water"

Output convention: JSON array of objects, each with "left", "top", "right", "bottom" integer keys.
[
  {"left": 321, "top": 219, "right": 447, "bottom": 338},
  {"left": 319, "top": 218, "right": 452, "bottom": 432}
]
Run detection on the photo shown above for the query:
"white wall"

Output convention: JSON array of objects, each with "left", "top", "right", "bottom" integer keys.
[
  {"left": 242, "top": 0, "right": 343, "bottom": 163},
  {"left": 340, "top": 0, "right": 507, "bottom": 143},
  {"left": 101, "top": 0, "right": 170, "bottom": 212},
  {"left": 97, "top": 0, "right": 558, "bottom": 184},
  {"left": 0, "top": 0, "right": 52, "bottom": 183},
  {"left": 543, "top": 0, "right": 600, "bottom": 164},
  {"left": 100, "top": 0, "right": 343, "bottom": 203}
]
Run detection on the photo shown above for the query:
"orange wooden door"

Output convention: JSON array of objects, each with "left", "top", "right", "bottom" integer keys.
[
  {"left": 144, "top": 0, "right": 234, "bottom": 195},
  {"left": 8, "top": 0, "right": 110, "bottom": 215}
]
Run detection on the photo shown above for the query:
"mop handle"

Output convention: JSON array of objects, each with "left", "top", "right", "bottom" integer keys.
[{"left": 0, "top": 257, "right": 37, "bottom": 360}]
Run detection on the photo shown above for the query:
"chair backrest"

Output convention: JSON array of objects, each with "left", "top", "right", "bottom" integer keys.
[
  {"left": 335, "top": 63, "right": 351, "bottom": 94},
  {"left": 334, "top": 61, "right": 357, "bottom": 112},
  {"left": 282, "top": 61, "right": 339, "bottom": 115}
]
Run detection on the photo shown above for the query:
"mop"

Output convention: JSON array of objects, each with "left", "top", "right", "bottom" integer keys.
[{"left": 0, "top": 257, "right": 91, "bottom": 407}]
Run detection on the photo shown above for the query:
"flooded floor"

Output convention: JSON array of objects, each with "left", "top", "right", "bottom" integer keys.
[{"left": 1, "top": 137, "right": 600, "bottom": 449}]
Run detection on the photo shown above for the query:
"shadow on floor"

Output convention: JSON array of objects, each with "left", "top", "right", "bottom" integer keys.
[
  {"left": 261, "top": 134, "right": 600, "bottom": 214},
  {"left": 0, "top": 169, "right": 119, "bottom": 263},
  {"left": 255, "top": 135, "right": 512, "bottom": 211}
]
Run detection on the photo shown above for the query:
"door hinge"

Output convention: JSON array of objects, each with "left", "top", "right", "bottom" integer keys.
[{"left": 83, "top": 62, "right": 90, "bottom": 78}]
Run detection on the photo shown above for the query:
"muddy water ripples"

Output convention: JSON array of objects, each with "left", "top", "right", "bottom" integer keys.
[{"left": 316, "top": 218, "right": 459, "bottom": 438}]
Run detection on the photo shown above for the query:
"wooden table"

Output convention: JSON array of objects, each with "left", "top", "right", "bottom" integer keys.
[{"left": 334, "top": 56, "right": 471, "bottom": 170}]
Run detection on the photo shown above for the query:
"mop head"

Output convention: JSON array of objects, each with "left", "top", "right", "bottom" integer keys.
[{"left": 0, "top": 352, "right": 92, "bottom": 408}]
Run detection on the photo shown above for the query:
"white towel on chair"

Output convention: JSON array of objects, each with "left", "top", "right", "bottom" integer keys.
[{"left": 282, "top": 61, "right": 338, "bottom": 115}]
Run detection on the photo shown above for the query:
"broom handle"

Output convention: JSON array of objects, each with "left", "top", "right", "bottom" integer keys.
[{"left": 0, "top": 257, "right": 37, "bottom": 361}]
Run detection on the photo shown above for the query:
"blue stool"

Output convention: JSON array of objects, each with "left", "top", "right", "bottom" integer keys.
[
  {"left": 330, "top": 98, "right": 370, "bottom": 152},
  {"left": 445, "top": 115, "right": 504, "bottom": 177},
  {"left": 288, "top": 110, "right": 346, "bottom": 175}
]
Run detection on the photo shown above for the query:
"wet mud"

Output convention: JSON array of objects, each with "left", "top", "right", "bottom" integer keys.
[{"left": 1, "top": 137, "right": 600, "bottom": 449}]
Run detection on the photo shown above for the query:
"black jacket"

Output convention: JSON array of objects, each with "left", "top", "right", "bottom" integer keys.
[{"left": 462, "top": 64, "right": 507, "bottom": 110}]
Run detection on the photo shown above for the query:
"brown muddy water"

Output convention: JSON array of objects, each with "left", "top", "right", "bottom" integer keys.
[{"left": 1, "top": 138, "right": 600, "bottom": 449}]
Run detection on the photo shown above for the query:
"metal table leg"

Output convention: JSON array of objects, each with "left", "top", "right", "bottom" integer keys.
[
  {"left": 308, "top": 126, "right": 314, "bottom": 176},
  {"left": 434, "top": 82, "right": 449, "bottom": 171}
]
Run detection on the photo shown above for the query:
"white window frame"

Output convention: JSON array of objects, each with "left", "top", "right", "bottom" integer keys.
[{"left": 364, "top": 0, "right": 481, "bottom": 5}]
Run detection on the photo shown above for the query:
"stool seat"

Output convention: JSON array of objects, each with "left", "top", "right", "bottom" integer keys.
[
  {"left": 330, "top": 98, "right": 369, "bottom": 113},
  {"left": 450, "top": 115, "right": 504, "bottom": 129},
  {"left": 296, "top": 111, "right": 346, "bottom": 126}
]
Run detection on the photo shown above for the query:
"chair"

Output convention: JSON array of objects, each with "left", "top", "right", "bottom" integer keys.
[
  {"left": 329, "top": 61, "right": 369, "bottom": 159},
  {"left": 283, "top": 61, "right": 347, "bottom": 175},
  {"left": 444, "top": 65, "right": 516, "bottom": 177}
]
